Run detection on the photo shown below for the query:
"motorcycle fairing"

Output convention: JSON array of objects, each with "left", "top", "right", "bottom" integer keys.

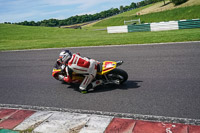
[
  {"left": 52, "top": 68, "right": 84, "bottom": 83},
  {"left": 52, "top": 69, "right": 61, "bottom": 76},
  {"left": 97, "top": 61, "right": 117, "bottom": 75}
]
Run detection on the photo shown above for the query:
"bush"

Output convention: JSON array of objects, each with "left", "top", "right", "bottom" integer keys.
[{"left": 171, "top": 0, "right": 188, "bottom": 5}]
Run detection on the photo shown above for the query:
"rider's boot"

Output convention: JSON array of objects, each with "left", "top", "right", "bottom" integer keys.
[
  {"left": 79, "top": 80, "right": 103, "bottom": 94},
  {"left": 79, "top": 87, "right": 88, "bottom": 94},
  {"left": 87, "top": 80, "right": 103, "bottom": 92}
]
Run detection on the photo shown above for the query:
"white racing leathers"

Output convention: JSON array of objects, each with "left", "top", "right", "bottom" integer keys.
[{"left": 68, "top": 54, "right": 98, "bottom": 90}]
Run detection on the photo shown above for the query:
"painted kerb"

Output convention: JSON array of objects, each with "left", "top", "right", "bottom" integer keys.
[{"left": 0, "top": 108, "right": 200, "bottom": 133}]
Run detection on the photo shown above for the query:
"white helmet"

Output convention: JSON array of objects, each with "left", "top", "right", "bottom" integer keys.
[{"left": 59, "top": 50, "right": 72, "bottom": 63}]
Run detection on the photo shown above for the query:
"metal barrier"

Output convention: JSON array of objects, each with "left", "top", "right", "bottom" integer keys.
[
  {"left": 107, "top": 19, "right": 200, "bottom": 33},
  {"left": 178, "top": 19, "right": 200, "bottom": 29}
]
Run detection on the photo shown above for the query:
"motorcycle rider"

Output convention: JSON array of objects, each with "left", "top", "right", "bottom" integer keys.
[{"left": 57, "top": 50, "right": 102, "bottom": 93}]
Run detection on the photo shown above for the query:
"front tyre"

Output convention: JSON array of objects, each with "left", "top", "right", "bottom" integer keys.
[{"left": 106, "top": 68, "right": 128, "bottom": 84}]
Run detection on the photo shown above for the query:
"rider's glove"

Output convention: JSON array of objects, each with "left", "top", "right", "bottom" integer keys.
[{"left": 58, "top": 75, "right": 64, "bottom": 81}]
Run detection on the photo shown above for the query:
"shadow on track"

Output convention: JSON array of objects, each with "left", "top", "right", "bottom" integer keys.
[
  {"left": 92, "top": 80, "right": 143, "bottom": 93},
  {"left": 66, "top": 80, "right": 143, "bottom": 93}
]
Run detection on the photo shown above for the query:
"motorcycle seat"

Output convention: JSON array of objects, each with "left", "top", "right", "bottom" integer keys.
[{"left": 97, "top": 63, "right": 102, "bottom": 72}]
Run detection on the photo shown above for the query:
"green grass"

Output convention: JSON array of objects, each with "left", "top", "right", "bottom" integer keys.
[
  {"left": 0, "top": 24, "right": 200, "bottom": 51},
  {"left": 94, "top": 5, "right": 200, "bottom": 27},
  {"left": 1, "top": 2, "right": 200, "bottom": 51}
]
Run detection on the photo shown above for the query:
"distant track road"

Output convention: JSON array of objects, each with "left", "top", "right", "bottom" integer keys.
[{"left": 0, "top": 42, "right": 200, "bottom": 119}]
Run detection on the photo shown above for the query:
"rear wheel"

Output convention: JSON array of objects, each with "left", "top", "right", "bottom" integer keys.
[{"left": 106, "top": 68, "right": 128, "bottom": 84}]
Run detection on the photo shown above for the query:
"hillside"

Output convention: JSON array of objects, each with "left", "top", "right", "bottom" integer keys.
[
  {"left": 82, "top": 4, "right": 153, "bottom": 29},
  {"left": 92, "top": 0, "right": 200, "bottom": 27},
  {"left": 138, "top": 0, "right": 200, "bottom": 15}
]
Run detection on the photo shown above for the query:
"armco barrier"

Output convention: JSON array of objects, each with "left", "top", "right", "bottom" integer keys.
[
  {"left": 128, "top": 23, "right": 151, "bottom": 32},
  {"left": 107, "top": 19, "right": 200, "bottom": 33},
  {"left": 150, "top": 21, "right": 179, "bottom": 31},
  {"left": 178, "top": 19, "right": 200, "bottom": 29},
  {"left": 107, "top": 25, "right": 128, "bottom": 33}
]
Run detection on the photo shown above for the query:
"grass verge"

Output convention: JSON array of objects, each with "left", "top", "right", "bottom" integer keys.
[{"left": 0, "top": 24, "right": 200, "bottom": 51}]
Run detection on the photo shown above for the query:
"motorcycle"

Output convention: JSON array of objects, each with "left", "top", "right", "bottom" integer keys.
[{"left": 52, "top": 60, "right": 128, "bottom": 91}]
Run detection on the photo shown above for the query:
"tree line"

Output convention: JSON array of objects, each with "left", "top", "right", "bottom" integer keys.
[{"left": 9, "top": 0, "right": 168, "bottom": 27}]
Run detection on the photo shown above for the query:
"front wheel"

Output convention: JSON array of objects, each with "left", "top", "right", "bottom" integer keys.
[{"left": 106, "top": 68, "right": 128, "bottom": 85}]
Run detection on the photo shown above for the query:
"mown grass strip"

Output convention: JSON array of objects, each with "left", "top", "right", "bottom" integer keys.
[{"left": 0, "top": 24, "right": 200, "bottom": 51}]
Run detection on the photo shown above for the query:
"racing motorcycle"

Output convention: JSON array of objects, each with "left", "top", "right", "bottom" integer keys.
[{"left": 52, "top": 60, "right": 128, "bottom": 91}]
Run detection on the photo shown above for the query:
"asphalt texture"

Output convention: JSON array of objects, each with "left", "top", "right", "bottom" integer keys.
[{"left": 0, "top": 42, "right": 200, "bottom": 119}]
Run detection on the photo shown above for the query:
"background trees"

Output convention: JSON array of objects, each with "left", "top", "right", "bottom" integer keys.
[
  {"left": 14, "top": 0, "right": 167, "bottom": 27},
  {"left": 171, "top": 0, "right": 188, "bottom": 5}
]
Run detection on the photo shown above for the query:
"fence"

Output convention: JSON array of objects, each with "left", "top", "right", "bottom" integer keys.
[{"left": 124, "top": 18, "right": 141, "bottom": 25}]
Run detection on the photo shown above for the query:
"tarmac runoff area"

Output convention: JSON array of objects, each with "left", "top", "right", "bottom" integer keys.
[{"left": 0, "top": 104, "right": 200, "bottom": 133}]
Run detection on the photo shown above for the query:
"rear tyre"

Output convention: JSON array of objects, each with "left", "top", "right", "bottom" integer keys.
[{"left": 106, "top": 68, "right": 128, "bottom": 84}]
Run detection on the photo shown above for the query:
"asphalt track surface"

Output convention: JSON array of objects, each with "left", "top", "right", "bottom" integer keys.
[{"left": 0, "top": 42, "right": 200, "bottom": 120}]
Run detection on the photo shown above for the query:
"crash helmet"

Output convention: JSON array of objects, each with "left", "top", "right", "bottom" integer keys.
[{"left": 59, "top": 50, "right": 72, "bottom": 63}]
